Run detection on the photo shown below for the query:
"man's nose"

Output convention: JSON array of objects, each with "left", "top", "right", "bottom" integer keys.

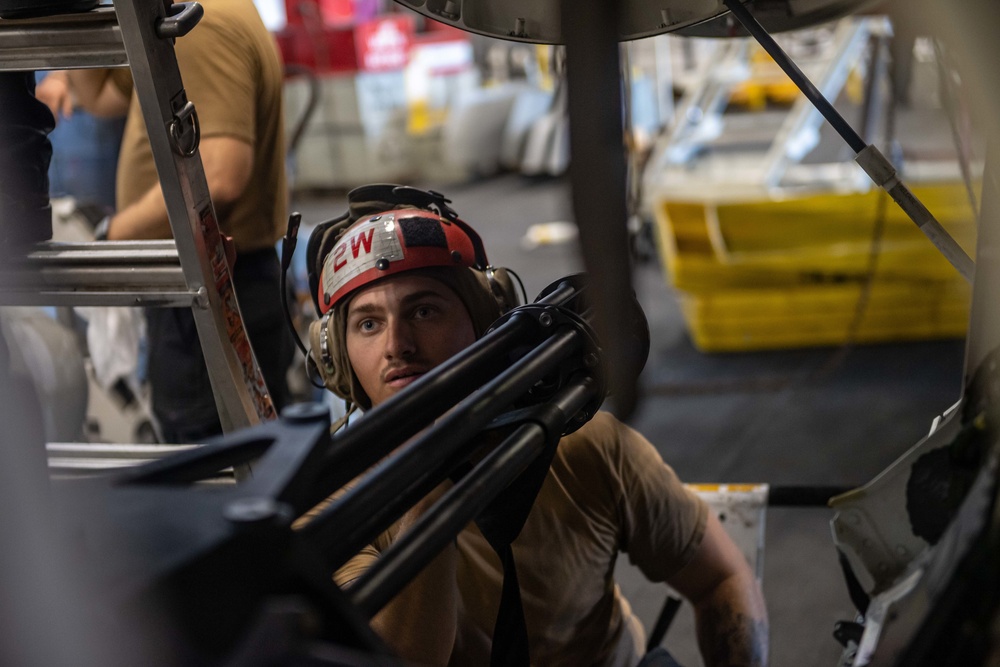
[{"left": 384, "top": 318, "right": 416, "bottom": 358}]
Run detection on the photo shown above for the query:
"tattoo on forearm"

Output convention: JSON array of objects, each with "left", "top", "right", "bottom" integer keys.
[{"left": 698, "top": 605, "right": 768, "bottom": 667}]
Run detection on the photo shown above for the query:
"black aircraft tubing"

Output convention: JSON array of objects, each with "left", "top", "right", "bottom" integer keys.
[
  {"left": 303, "top": 278, "right": 586, "bottom": 512},
  {"left": 301, "top": 327, "right": 585, "bottom": 567},
  {"left": 349, "top": 377, "right": 599, "bottom": 618},
  {"left": 301, "top": 313, "right": 534, "bottom": 511}
]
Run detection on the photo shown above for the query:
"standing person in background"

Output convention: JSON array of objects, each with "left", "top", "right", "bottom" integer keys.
[
  {"left": 63, "top": 0, "right": 295, "bottom": 441},
  {"left": 36, "top": 69, "right": 125, "bottom": 212}
]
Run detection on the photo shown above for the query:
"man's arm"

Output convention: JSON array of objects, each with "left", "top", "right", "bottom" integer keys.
[
  {"left": 34, "top": 72, "right": 74, "bottom": 121},
  {"left": 329, "top": 485, "right": 458, "bottom": 667},
  {"left": 107, "top": 135, "right": 253, "bottom": 240},
  {"left": 367, "top": 493, "right": 458, "bottom": 666},
  {"left": 667, "top": 512, "right": 769, "bottom": 667},
  {"left": 63, "top": 69, "right": 130, "bottom": 117},
  {"left": 368, "top": 548, "right": 458, "bottom": 666}
]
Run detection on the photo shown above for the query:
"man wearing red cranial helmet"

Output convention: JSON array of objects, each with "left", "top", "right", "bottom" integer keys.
[{"left": 301, "top": 185, "right": 767, "bottom": 667}]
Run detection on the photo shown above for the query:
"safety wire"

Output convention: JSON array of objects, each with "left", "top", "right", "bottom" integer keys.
[
  {"left": 507, "top": 267, "right": 529, "bottom": 307},
  {"left": 804, "top": 177, "right": 889, "bottom": 383},
  {"left": 805, "top": 32, "right": 895, "bottom": 384},
  {"left": 331, "top": 402, "right": 357, "bottom": 435}
]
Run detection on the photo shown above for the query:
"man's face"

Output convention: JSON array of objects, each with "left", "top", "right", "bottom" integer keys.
[{"left": 345, "top": 273, "right": 477, "bottom": 407}]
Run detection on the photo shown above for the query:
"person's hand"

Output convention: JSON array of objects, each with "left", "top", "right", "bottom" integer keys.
[{"left": 35, "top": 71, "right": 74, "bottom": 122}]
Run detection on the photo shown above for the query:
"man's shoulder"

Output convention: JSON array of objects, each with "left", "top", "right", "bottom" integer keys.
[
  {"left": 557, "top": 410, "right": 663, "bottom": 477},
  {"left": 556, "top": 411, "right": 629, "bottom": 465},
  {"left": 561, "top": 410, "right": 628, "bottom": 446},
  {"left": 174, "top": 0, "right": 281, "bottom": 97},
  {"left": 199, "top": 0, "right": 263, "bottom": 25},
  {"left": 189, "top": 0, "right": 271, "bottom": 48}
]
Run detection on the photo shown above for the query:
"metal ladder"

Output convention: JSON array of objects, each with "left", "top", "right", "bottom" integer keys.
[{"left": 0, "top": 0, "right": 275, "bottom": 435}]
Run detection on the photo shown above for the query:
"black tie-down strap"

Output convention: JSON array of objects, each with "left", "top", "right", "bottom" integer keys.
[
  {"left": 491, "top": 544, "right": 530, "bottom": 667},
  {"left": 471, "top": 417, "right": 562, "bottom": 667}
]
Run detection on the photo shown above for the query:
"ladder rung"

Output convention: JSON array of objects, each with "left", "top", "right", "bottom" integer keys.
[
  {"left": 46, "top": 441, "right": 235, "bottom": 482},
  {"left": 0, "top": 240, "right": 202, "bottom": 307},
  {"left": 47, "top": 441, "right": 199, "bottom": 458},
  {"left": 29, "top": 239, "right": 184, "bottom": 263},
  {"left": 0, "top": 5, "right": 126, "bottom": 71},
  {"left": 0, "top": 290, "right": 201, "bottom": 307}
]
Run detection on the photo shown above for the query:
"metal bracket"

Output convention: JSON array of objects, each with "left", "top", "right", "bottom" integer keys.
[
  {"left": 155, "top": 1, "right": 203, "bottom": 40},
  {"left": 168, "top": 100, "right": 199, "bottom": 157}
]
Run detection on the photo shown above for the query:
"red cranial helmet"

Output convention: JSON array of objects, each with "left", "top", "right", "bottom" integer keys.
[{"left": 316, "top": 208, "right": 489, "bottom": 315}]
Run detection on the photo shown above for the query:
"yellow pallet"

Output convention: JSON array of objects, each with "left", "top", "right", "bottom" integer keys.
[
  {"left": 679, "top": 280, "right": 971, "bottom": 352},
  {"left": 654, "top": 182, "right": 978, "bottom": 292}
]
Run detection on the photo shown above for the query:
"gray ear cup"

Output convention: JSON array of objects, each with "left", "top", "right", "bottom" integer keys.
[
  {"left": 307, "top": 313, "right": 336, "bottom": 390},
  {"left": 481, "top": 266, "right": 521, "bottom": 316}
]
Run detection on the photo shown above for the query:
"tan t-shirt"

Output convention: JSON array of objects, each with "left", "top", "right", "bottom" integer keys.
[
  {"left": 115, "top": 0, "right": 287, "bottom": 252},
  {"left": 335, "top": 411, "right": 709, "bottom": 667}
]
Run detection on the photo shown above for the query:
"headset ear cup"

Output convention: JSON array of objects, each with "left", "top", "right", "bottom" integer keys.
[
  {"left": 483, "top": 267, "right": 521, "bottom": 315},
  {"left": 307, "top": 316, "right": 334, "bottom": 387}
]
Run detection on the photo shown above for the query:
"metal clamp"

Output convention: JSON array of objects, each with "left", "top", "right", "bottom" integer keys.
[
  {"left": 855, "top": 144, "right": 900, "bottom": 192},
  {"left": 168, "top": 101, "right": 200, "bottom": 157},
  {"left": 156, "top": 1, "right": 204, "bottom": 40},
  {"left": 488, "top": 300, "right": 607, "bottom": 432}
]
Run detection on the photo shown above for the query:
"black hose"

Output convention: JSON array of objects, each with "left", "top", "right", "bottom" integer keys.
[{"left": 279, "top": 212, "right": 324, "bottom": 389}]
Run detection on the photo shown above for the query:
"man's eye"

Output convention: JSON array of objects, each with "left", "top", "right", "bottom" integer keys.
[
  {"left": 414, "top": 305, "right": 436, "bottom": 319},
  {"left": 358, "top": 319, "right": 376, "bottom": 332}
]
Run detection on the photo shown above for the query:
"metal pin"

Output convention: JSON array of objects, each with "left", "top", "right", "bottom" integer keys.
[
  {"left": 439, "top": 1, "right": 458, "bottom": 20},
  {"left": 225, "top": 497, "right": 282, "bottom": 524}
]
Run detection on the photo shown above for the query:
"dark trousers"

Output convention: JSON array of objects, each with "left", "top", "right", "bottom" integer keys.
[
  {"left": 146, "top": 247, "right": 295, "bottom": 443},
  {"left": 0, "top": 72, "right": 54, "bottom": 251}
]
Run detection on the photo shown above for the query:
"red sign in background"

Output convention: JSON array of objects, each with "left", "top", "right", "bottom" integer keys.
[{"left": 354, "top": 15, "right": 415, "bottom": 72}]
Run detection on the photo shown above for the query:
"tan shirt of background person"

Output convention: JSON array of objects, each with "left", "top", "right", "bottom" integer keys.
[{"left": 39, "top": 0, "right": 286, "bottom": 250}]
